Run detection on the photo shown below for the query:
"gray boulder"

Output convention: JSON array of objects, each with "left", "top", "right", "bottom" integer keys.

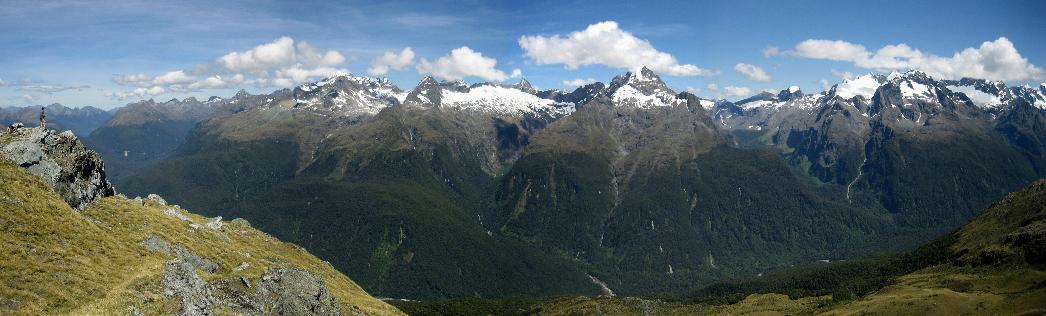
[
  {"left": 0, "top": 127, "right": 114, "bottom": 210},
  {"left": 162, "top": 259, "right": 214, "bottom": 316},
  {"left": 256, "top": 268, "right": 341, "bottom": 316}
]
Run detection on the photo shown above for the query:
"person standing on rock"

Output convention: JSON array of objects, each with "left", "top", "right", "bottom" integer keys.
[{"left": 39, "top": 107, "right": 47, "bottom": 130}]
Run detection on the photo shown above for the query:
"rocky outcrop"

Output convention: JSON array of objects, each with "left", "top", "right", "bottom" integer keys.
[
  {"left": 254, "top": 268, "right": 342, "bottom": 316},
  {"left": 0, "top": 127, "right": 114, "bottom": 210},
  {"left": 147, "top": 234, "right": 342, "bottom": 315}
]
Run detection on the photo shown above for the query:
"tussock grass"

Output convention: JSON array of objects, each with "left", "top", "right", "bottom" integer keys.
[{"left": 0, "top": 160, "right": 402, "bottom": 315}]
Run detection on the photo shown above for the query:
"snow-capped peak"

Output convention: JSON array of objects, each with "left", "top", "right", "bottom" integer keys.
[
  {"left": 833, "top": 74, "right": 884, "bottom": 100},
  {"left": 403, "top": 77, "right": 574, "bottom": 117},
  {"left": 287, "top": 73, "right": 405, "bottom": 116},
  {"left": 440, "top": 85, "right": 574, "bottom": 116},
  {"left": 514, "top": 78, "right": 537, "bottom": 94},
  {"left": 607, "top": 67, "right": 682, "bottom": 109},
  {"left": 788, "top": 86, "right": 800, "bottom": 93},
  {"left": 628, "top": 66, "right": 660, "bottom": 83}
]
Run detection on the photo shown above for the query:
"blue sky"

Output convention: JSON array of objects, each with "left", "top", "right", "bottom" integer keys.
[{"left": 1, "top": 0, "right": 1044, "bottom": 109}]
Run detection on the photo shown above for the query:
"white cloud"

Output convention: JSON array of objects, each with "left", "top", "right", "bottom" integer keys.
[
  {"left": 706, "top": 83, "right": 719, "bottom": 90},
  {"left": 510, "top": 68, "right": 522, "bottom": 78},
  {"left": 780, "top": 37, "right": 1044, "bottom": 81},
  {"left": 831, "top": 69, "right": 856, "bottom": 80},
  {"left": 734, "top": 63, "right": 772, "bottom": 82},
  {"left": 112, "top": 73, "right": 152, "bottom": 86},
  {"left": 16, "top": 84, "right": 90, "bottom": 94},
  {"left": 686, "top": 86, "right": 700, "bottom": 93},
  {"left": 217, "top": 36, "right": 296, "bottom": 74},
  {"left": 790, "top": 39, "right": 869, "bottom": 62},
  {"left": 723, "top": 86, "right": 752, "bottom": 98},
  {"left": 762, "top": 46, "right": 780, "bottom": 58},
  {"left": 368, "top": 47, "right": 415, "bottom": 75},
  {"left": 21, "top": 94, "right": 36, "bottom": 103},
  {"left": 106, "top": 86, "right": 166, "bottom": 100},
  {"left": 213, "top": 36, "right": 346, "bottom": 81},
  {"left": 187, "top": 74, "right": 245, "bottom": 90},
  {"left": 153, "top": 70, "right": 196, "bottom": 85},
  {"left": 296, "top": 41, "right": 346, "bottom": 68},
  {"left": 416, "top": 46, "right": 507, "bottom": 81},
  {"left": 562, "top": 78, "right": 597, "bottom": 87},
  {"left": 519, "top": 21, "right": 718, "bottom": 76},
  {"left": 109, "top": 37, "right": 349, "bottom": 100},
  {"left": 276, "top": 66, "right": 346, "bottom": 82},
  {"left": 819, "top": 79, "right": 831, "bottom": 91}
]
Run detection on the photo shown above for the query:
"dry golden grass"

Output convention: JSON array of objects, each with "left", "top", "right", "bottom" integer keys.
[{"left": 0, "top": 160, "right": 403, "bottom": 315}]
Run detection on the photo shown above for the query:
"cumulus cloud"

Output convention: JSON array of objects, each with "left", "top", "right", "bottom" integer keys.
[
  {"left": 187, "top": 74, "right": 245, "bottom": 90},
  {"left": 562, "top": 78, "right": 597, "bottom": 87},
  {"left": 215, "top": 36, "right": 345, "bottom": 75},
  {"left": 152, "top": 70, "right": 196, "bottom": 85},
  {"left": 734, "top": 63, "right": 772, "bottom": 82},
  {"left": 779, "top": 37, "right": 1043, "bottom": 81},
  {"left": 109, "top": 36, "right": 349, "bottom": 100},
  {"left": 368, "top": 47, "right": 415, "bottom": 75},
  {"left": 217, "top": 37, "right": 296, "bottom": 74},
  {"left": 416, "top": 46, "right": 508, "bottom": 81},
  {"left": 510, "top": 68, "right": 523, "bottom": 78},
  {"left": 519, "top": 21, "right": 718, "bottom": 76},
  {"left": 706, "top": 83, "right": 719, "bottom": 90},
  {"left": 723, "top": 86, "right": 752, "bottom": 98},
  {"left": 686, "top": 86, "right": 700, "bottom": 93},
  {"left": 21, "top": 94, "right": 36, "bottom": 103}
]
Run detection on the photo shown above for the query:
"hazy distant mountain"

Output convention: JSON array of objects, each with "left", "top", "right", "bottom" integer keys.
[
  {"left": 0, "top": 103, "right": 112, "bottom": 135},
  {"left": 84, "top": 95, "right": 247, "bottom": 180}
]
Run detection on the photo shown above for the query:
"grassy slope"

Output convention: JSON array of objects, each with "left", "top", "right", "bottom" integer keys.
[{"left": 0, "top": 160, "right": 402, "bottom": 315}]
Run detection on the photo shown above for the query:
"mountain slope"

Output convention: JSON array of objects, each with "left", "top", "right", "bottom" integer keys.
[
  {"left": 112, "top": 68, "right": 1046, "bottom": 300},
  {"left": 84, "top": 96, "right": 236, "bottom": 180},
  {"left": 398, "top": 178, "right": 1046, "bottom": 315},
  {"left": 116, "top": 74, "right": 598, "bottom": 299},
  {"left": 713, "top": 70, "right": 1045, "bottom": 235},
  {"left": 488, "top": 68, "right": 896, "bottom": 295},
  {"left": 0, "top": 127, "right": 401, "bottom": 315}
]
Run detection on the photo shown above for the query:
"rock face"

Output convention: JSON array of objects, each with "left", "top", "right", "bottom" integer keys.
[{"left": 0, "top": 127, "right": 114, "bottom": 210}]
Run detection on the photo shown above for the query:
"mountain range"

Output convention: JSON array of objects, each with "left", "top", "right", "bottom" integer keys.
[{"left": 75, "top": 66, "right": 1046, "bottom": 299}]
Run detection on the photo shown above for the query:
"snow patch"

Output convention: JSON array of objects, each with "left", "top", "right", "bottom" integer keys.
[
  {"left": 698, "top": 99, "right": 715, "bottom": 109},
  {"left": 899, "top": 81, "right": 933, "bottom": 100},
  {"left": 835, "top": 75, "right": 881, "bottom": 100},
  {"left": 440, "top": 85, "right": 573, "bottom": 116},
  {"left": 611, "top": 84, "right": 680, "bottom": 108},
  {"left": 946, "top": 85, "right": 1002, "bottom": 108}
]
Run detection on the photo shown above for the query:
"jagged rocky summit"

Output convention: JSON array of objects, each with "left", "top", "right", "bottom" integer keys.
[{"left": 0, "top": 126, "right": 114, "bottom": 210}]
